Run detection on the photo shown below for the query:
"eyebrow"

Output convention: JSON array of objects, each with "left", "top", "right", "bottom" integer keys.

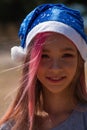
[
  {"left": 42, "top": 47, "right": 76, "bottom": 52},
  {"left": 62, "top": 48, "right": 76, "bottom": 52},
  {"left": 42, "top": 49, "right": 50, "bottom": 52}
]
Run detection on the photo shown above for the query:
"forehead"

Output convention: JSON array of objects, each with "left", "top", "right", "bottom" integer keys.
[{"left": 42, "top": 32, "right": 77, "bottom": 52}]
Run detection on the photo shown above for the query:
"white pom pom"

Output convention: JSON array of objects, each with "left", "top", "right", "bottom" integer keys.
[{"left": 11, "top": 46, "right": 26, "bottom": 62}]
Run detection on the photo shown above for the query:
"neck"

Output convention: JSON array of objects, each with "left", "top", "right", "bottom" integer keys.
[{"left": 42, "top": 87, "right": 77, "bottom": 115}]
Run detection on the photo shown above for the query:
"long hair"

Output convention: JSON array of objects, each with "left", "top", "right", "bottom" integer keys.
[
  {"left": 0, "top": 32, "right": 87, "bottom": 130},
  {"left": 73, "top": 53, "right": 87, "bottom": 103},
  {"left": 0, "top": 32, "right": 50, "bottom": 130}
]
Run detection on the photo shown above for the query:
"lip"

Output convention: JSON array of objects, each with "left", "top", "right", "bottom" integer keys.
[{"left": 46, "top": 76, "right": 66, "bottom": 83}]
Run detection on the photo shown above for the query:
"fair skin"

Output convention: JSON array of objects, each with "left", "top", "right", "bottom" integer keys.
[{"left": 37, "top": 33, "right": 78, "bottom": 129}]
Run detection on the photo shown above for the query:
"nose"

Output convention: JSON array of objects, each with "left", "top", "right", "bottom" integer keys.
[{"left": 49, "top": 59, "right": 62, "bottom": 71}]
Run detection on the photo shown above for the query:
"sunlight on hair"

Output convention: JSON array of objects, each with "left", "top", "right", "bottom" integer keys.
[
  {"left": 0, "top": 58, "right": 37, "bottom": 75},
  {"left": 0, "top": 65, "right": 22, "bottom": 74}
]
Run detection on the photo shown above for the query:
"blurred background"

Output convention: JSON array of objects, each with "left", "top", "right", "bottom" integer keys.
[{"left": 0, "top": 0, "right": 87, "bottom": 118}]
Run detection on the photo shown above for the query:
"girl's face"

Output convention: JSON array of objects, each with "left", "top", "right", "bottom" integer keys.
[{"left": 37, "top": 33, "right": 78, "bottom": 94}]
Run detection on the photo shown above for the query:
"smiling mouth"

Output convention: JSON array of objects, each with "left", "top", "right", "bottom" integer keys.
[{"left": 46, "top": 76, "right": 66, "bottom": 83}]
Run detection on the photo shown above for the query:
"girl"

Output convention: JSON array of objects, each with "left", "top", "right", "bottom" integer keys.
[{"left": 0, "top": 3, "right": 87, "bottom": 130}]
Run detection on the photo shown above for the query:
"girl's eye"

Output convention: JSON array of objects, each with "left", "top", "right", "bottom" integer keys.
[
  {"left": 41, "top": 54, "right": 49, "bottom": 59},
  {"left": 62, "top": 53, "right": 74, "bottom": 58}
]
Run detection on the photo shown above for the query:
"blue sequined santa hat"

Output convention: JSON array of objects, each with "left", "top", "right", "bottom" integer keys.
[{"left": 11, "top": 3, "right": 87, "bottom": 62}]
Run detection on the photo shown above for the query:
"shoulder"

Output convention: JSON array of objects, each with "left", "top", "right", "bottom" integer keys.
[
  {"left": 0, "top": 120, "right": 15, "bottom": 130},
  {"left": 77, "top": 103, "right": 87, "bottom": 115},
  {"left": 76, "top": 103, "right": 87, "bottom": 127},
  {"left": 81, "top": 105, "right": 87, "bottom": 120}
]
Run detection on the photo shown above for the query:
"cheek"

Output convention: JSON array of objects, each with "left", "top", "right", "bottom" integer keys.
[
  {"left": 37, "top": 62, "right": 48, "bottom": 82},
  {"left": 65, "top": 61, "right": 77, "bottom": 69},
  {"left": 37, "top": 65, "right": 46, "bottom": 77},
  {"left": 40, "top": 59, "right": 51, "bottom": 67},
  {"left": 38, "top": 60, "right": 51, "bottom": 71},
  {"left": 65, "top": 59, "right": 78, "bottom": 76}
]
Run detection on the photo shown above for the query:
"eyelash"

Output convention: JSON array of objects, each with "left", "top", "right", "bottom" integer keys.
[
  {"left": 62, "top": 54, "right": 74, "bottom": 58},
  {"left": 41, "top": 54, "right": 49, "bottom": 58}
]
